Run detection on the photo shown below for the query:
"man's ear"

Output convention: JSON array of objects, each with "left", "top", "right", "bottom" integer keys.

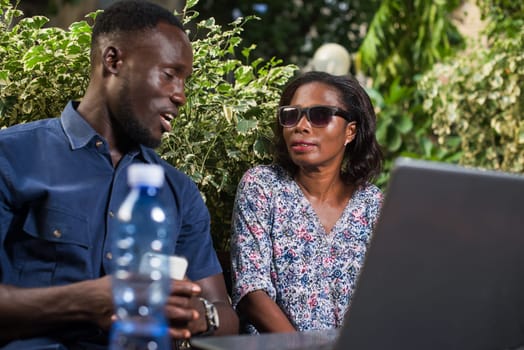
[
  {"left": 102, "top": 46, "right": 122, "bottom": 74},
  {"left": 345, "top": 121, "right": 357, "bottom": 146}
]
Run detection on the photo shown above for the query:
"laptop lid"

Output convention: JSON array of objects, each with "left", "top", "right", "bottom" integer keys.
[{"left": 335, "top": 157, "right": 524, "bottom": 350}]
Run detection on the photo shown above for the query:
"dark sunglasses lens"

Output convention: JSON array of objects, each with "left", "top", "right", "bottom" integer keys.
[
  {"left": 309, "top": 107, "right": 333, "bottom": 126},
  {"left": 279, "top": 107, "right": 300, "bottom": 127}
]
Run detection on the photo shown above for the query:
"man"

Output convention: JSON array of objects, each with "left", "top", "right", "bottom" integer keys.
[{"left": 0, "top": 0, "right": 238, "bottom": 348}]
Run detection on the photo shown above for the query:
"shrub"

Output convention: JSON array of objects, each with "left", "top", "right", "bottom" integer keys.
[
  {"left": 0, "top": 0, "right": 93, "bottom": 126},
  {"left": 418, "top": 2, "right": 524, "bottom": 172}
]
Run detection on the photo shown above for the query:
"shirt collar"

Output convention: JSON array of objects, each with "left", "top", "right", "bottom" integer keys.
[
  {"left": 60, "top": 101, "right": 158, "bottom": 163},
  {"left": 60, "top": 101, "right": 98, "bottom": 150}
]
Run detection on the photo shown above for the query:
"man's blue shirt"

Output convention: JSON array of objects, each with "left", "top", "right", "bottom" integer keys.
[{"left": 0, "top": 101, "right": 221, "bottom": 287}]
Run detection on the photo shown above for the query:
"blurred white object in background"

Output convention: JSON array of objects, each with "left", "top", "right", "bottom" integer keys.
[{"left": 311, "top": 43, "right": 351, "bottom": 76}]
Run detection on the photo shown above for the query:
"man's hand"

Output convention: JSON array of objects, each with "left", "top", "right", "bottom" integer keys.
[
  {"left": 165, "top": 274, "right": 239, "bottom": 339},
  {"left": 165, "top": 279, "right": 206, "bottom": 339}
]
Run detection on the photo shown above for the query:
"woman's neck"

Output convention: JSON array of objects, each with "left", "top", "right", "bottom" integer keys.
[
  {"left": 295, "top": 167, "right": 355, "bottom": 234},
  {"left": 295, "top": 167, "right": 350, "bottom": 204}
]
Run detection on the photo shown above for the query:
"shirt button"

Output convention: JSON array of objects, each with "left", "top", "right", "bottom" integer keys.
[
  {"left": 95, "top": 140, "right": 103, "bottom": 148},
  {"left": 106, "top": 252, "right": 113, "bottom": 260},
  {"left": 53, "top": 229, "right": 62, "bottom": 238},
  {"left": 108, "top": 211, "right": 115, "bottom": 218}
]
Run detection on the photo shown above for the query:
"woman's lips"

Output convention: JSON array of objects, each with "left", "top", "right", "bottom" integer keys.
[{"left": 290, "top": 141, "right": 316, "bottom": 152}]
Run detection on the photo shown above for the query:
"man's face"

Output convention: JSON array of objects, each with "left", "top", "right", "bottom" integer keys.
[{"left": 109, "top": 22, "right": 193, "bottom": 148}]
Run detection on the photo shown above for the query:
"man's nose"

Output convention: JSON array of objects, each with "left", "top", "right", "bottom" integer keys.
[{"left": 169, "top": 80, "right": 186, "bottom": 106}]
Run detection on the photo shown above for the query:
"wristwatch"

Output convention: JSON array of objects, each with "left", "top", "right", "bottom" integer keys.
[{"left": 199, "top": 297, "right": 220, "bottom": 335}]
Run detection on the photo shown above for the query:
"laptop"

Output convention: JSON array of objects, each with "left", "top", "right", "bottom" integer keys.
[{"left": 191, "top": 157, "right": 524, "bottom": 350}]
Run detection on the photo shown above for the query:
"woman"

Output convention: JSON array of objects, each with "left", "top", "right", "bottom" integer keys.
[{"left": 230, "top": 71, "right": 383, "bottom": 333}]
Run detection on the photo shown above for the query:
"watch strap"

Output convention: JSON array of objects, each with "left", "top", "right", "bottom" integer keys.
[{"left": 198, "top": 297, "right": 220, "bottom": 336}]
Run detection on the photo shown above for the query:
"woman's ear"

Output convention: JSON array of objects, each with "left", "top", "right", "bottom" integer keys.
[{"left": 345, "top": 121, "right": 357, "bottom": 146}]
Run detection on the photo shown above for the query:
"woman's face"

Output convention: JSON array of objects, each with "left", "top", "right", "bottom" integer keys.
[{"left": 283, "top": 82, "right": 356, "bottom": 172}]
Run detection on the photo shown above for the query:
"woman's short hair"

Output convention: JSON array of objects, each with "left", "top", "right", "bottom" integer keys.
[{"left": 273, "top": 71, "right": 383, "bottom": 186}]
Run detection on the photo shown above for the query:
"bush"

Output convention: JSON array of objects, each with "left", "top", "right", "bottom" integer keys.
[
  {"left": 418, "top": 2, "right": 524, "bottom": 172},
  {"left": 0, "top": 0, "right": 93, "bottom": 126}
]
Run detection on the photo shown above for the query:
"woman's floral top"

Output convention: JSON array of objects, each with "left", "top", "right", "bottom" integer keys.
[{"left": 231, "top": 165, "right": 383, "bottom": 333}]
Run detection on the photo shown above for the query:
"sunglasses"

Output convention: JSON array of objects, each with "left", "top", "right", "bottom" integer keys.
[{"left": 278, "top": 105, "right": 352, "bottom": 128}]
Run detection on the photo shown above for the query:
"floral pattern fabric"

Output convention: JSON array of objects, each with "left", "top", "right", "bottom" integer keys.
[{"left": 231, "top": 164, "right": 383, "bottom": 333}]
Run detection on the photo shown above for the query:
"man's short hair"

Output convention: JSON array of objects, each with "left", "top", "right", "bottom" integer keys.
[{"left": 90, "top": 0, "right": 184, "bottom": 63}]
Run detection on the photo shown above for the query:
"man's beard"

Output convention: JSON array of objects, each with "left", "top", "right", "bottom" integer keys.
[{"left": 113, "top": 79, "right": 162, "bottom": 149}]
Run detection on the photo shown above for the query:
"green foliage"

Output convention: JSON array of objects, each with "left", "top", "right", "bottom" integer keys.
[
  {"left": 418, "top": 2, "right": 524, "bottom": 172},
  {"left": 358, "top": 0, "right": 463, "bottom": 87},
  {"left": 372, "top": 79, "right": 414, "bottom": 154},
  {"left": 0, "top": 0, "right": 93, "bottom": 127},
  {"left": 0, "top": 0, "right": 297, "bottom": 250},
  {"left": 478, "top": 0, "right": 524, "bottom": 37},
  {"left": 356, "top": 0, "right": 465, "bottom": 187}
]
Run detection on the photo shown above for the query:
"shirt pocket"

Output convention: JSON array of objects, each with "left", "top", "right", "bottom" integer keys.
[{"left": 13, "top": 206, "right": 92, "bottom": 286}]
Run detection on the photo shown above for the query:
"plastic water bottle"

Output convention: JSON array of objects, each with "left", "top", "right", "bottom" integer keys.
[{"left": 110, "top": 163, "right": 172, "bottom": 350}]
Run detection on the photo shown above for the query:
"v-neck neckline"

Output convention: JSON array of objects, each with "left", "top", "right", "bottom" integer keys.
[{"left": 292, "top": 179, "right": 358, "bottom": 236}]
